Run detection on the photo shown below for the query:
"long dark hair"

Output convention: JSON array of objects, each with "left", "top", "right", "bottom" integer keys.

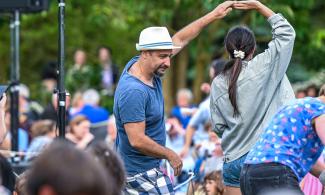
[{"left": 223, "top": 26, "right": 256, "bottom": 117}]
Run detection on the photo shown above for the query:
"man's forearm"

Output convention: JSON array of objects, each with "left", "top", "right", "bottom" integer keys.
[
  {"left": 172, "top": 12, "right": 218, "bottom": 51},
  {"left": 133, "top": 134, "right": 173, "bottom": 160},
  {"left": 172, "top": 1, "right": 234, "bottom": 55}
]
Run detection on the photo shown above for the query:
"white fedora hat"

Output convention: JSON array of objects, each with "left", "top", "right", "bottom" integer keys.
[{"left": 136, "top": 27, "right": 181, "bottom": 51}]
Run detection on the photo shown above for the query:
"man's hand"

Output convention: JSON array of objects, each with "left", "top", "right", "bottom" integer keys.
[
  {"left": 212, "top": 1, "right": 235, "bottom": 19},
  {"left": 167, "top": 149, "right": 183, "bottom": 176}
]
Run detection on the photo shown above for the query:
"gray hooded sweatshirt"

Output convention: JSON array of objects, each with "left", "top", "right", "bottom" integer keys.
[{"left": 210, "top": 13, "right": 296, "bottom": 163}]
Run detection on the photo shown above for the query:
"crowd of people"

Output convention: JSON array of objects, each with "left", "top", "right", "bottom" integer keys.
[{"left": 0, "top": 1, "right": 324, "bottom": 195}]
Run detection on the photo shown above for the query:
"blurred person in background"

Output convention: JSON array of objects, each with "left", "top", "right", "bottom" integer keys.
[
  {"left": 165, "top": 116, "right": 195, "bottom": 188},
  {"left": 87, "top": 141, "right": 125, "bottom": 195},
  {"left": 97, "top": 46, "right": 119, "bottom": 96},
  {"left": 165, "top": 116, "right": 186, "bottom": 152},
  {"left": 66, "top": 115, "right": 93, "bottom": 149},
  {"left": 295, "top": 89, "right": 307, "bottom": 99},
  {"left": 180, "top": 59, "right": 226, "bottom": 158},
  {"left": 204, "top": 171, "right": 225, "bottom": 195},
  {"left": 41, "top": 92, "right": 71, "bottom": 123},
  {"left": 198, "top": 128, "right": 223, "bottom": 172},
  {"left": 18, "top": 84, "right": 43, "bottom": 133},
  {"left": 192, "top": 125, "right": 223, "bottom": 187},
  {"left": 72, "top": 89, "right": 109, "bottom": 142},
  {"left": 41, "top": 61, "right": 57, "bottom": 93},
  {"left": 69, "top": 91, "right": 84, "bottom": 116},
  {"left": 65, "top": 49, "right": 92, "bottom": 93},
  {"left": 72, "top": 89, "right": 109, "bottom": 124},
  {"left": 306, "top": 84, "right": 319, "bottom": 97},
  {"left": 106, "top": 115, "right": 117, "bottom": 149},
  {"left": 26, "top": 120, "right": 56, "bottom": 161},
  {"left": 171, "top": 88, "right": 197, "bottom": 129},
  {"left": 1, "top": 107, "right": 29, "bottom": 152},
  {"left": 189, "top": 170, "right": 225, "bottom": 195},
  {"left": 26, "top": 140, "right": 112, "bottom": 195}
]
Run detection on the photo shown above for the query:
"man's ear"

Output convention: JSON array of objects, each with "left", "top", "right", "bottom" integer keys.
[{"left": 141, "top": 50, "right": 149, "bottom": 59}]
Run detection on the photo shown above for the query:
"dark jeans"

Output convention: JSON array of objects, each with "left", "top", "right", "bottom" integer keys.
[{"left": 240, "top": 163, "right": 304, "bottom": 195}]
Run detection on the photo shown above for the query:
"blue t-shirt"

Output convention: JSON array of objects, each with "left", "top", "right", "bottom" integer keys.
[
  {"left": 245, "top": 97, "right": 325, "bottom": 181},
  {"left": 171, "top": 105, "right": 195, "bottom": 129},
  {"left": 73, "top": 104, "right": 109, "bottom": 124},
  {"left": 114, "top": 56, "right": 166, "bottom": 175}
]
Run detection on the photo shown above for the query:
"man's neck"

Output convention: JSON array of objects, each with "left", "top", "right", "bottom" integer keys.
[{"left": 129, "top": 60, "right": 154, "bottom": 86}]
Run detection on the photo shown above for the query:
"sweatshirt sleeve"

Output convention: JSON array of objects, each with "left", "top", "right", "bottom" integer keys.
[
  {"left": 251, "top": 13, "right": 296, "bottom": 84},
  {"left": 210, "top": 89, "right": 227, "bottom": 138}
]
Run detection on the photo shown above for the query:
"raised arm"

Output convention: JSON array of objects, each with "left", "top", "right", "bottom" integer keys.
[
  {"left": 235, "top": 0, "right": 296, "bottom": 86},
  {"left": 172, "top": 1, "right": 234, "bottom": 56}
]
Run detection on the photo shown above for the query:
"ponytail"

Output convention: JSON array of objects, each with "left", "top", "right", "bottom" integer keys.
[
  {"left": 226, "top": 58, "right": 242, "bottom": 117},
  {"left": 224, "top": 26, "right": 255, "bottom": 117}
]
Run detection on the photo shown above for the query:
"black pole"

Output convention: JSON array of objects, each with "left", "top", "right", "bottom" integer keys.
[
  {"left": 57, "top": 0, "right": 66, "bottom": 138},
  {"left": 10, "top": 10, "right": 20, "bottom": 152}
]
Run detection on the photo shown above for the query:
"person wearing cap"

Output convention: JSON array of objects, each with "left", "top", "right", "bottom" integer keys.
[{"left": 113, "top": 1, "right": 234, "bottom": 194}]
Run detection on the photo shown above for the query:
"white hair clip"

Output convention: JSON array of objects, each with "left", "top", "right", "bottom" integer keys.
[{"left": 234, "top": 50, "right": 245, "bottom": 59}]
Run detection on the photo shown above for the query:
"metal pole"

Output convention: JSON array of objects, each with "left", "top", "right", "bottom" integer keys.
[
  {"left": 57, "top": 0, "right": 66, "bottom": 138},
  {"left": 10, "top": 10, "right": 20, "bottom": 152}
]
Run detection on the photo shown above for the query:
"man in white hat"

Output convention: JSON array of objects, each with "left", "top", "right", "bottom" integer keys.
[{"left": 114, "top": 1, "right": 234, "bottom": 194}]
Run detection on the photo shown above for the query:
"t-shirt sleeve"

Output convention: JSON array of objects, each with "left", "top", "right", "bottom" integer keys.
[{"left": 118, "top": 89, "right": 146, "bottom": 124}]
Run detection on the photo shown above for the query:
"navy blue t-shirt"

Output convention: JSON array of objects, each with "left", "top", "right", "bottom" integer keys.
[{"left": 114, "top": 56, "right": 166, "bottom": 175}]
